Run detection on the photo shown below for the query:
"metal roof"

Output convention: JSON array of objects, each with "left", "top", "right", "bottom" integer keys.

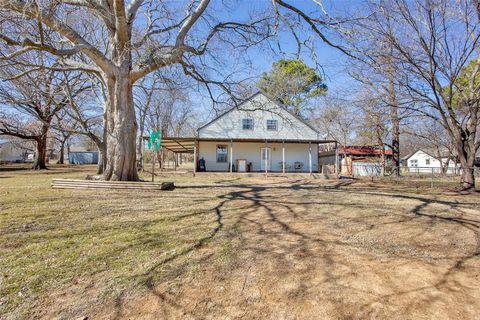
[
  {"left": 340, "top": 146, "right": 393, "bottom": 156},
  {"left": 197, "top": 91, "right": 320, "bottom": 135},
  {"left": 155, "top": 137, "right": 196, "bottom": 153},
  {"left": 143, "top": 136, "right": 336, "bottom": 154}
]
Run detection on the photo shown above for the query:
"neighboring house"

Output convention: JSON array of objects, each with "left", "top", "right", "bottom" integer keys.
[
  {"left": 401, "top": 149, "right": 459, "bottom": 174},
  {"left": 160, "top": 92, "right": 331, "bottom": 173},
  {"left": 319, "top": 145, "right": 393, "bottom": 176},
  {"left": 0, "top": 140, "right": 32, "bottom": 163}
]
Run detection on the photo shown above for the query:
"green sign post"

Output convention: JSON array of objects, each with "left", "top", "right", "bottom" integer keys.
[{"left": 147, "top": 131, "right": 161, "bottom": 182}]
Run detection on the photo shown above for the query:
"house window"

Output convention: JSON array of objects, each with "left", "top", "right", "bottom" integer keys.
[
  {"left": 216, "top": 145, "right": 228, "bottom": 163},
  {"left": 425, "top": 158, "right": 430, "bottom": 165},
  {"left": 242, "top": 118, "right": 253, "bottom": 130},
  {"left": 410, "top": 159, "right": 418, "bottom": 167},
  {"left": 266, "top": 119, "right": 278, "bottom": 131}
]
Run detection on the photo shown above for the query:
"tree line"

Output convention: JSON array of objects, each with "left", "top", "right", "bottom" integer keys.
[{"left": 0, "top": 0, "right": 478, "bottom": 189}]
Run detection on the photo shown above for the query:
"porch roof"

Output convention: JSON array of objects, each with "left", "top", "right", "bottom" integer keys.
[
  {"left": 196, "top": 138, "right": 336, "bottom": 146},
  {"left": 143, "top": 136, "right": 337, "bottom": 153},
  {"left": 159, "top": 137, "right": 196, "bottom": 153}
]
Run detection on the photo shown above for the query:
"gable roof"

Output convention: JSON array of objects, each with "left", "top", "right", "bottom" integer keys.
[
  {"left": 197, "top": 91, "right": 320, "bottom": 134},
  {"left": 400, "top": 151, "right": 416, "bottom": 161},
  {"left": 402, "top": 149, "right": 439, "bottom": 161}
]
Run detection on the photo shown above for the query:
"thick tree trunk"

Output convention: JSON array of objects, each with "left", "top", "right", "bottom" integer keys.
[
  {"left": 390, "top": 107, "right": 400, "bottom": 176},
  {"left": 102, "top": 74, "right": 139, "bottom": 181},
  {"left": 33, "top": 131, "right": 48, "bottom": 170},
  {"left": 97, "top": 112, "right": 108, "bottom": 175},
  {"left": 66, "top": 142, "right": 71, "bottom": 162},
  {"left": 136, "top": 84, "right": 152, "bottom": 171},
  {"left": 435, "top": 148, "right": 450, "bottom": 175},
  {"left": 455, "top": 137, "right": 476, "bottom": 190},
  {"left": 461, "top": 166, "right": 475, "bottom": 189},
  {"left": 136, "top": 120, "right": 145, "bottom": 171},
  {"left": 388, "top": 66, "right": 400, "bottom": 177},
  {"left": 442, "top": 160, "right": 449, "bottom": 175},
  {"left": 97, "top": 156, "right": 104, "bottom": 174},
  {"left": 380, "top": 151, "right": 385, "bottom": 176},
  {"left": 97, "top": 142, "right": 106, "bottom": 175},
  {"left": 460, "top": 154, "right": 476, "bottom": 189},
  {"left": 57, "top": 140, "right": 65, "bottom": 164}
]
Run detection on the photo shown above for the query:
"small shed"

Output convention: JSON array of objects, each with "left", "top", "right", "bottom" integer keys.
[{"left": 68, "top": 151, "right": 99, "bottom": 164}]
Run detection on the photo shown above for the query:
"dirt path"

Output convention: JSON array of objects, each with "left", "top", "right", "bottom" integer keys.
[{"left": 89, "top": 180, "right": 480, "bottom": 320}]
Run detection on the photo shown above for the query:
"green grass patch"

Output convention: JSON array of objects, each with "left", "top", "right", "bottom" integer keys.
[{"left": 0, "top": 166, "right": 245, "bottom": 318}]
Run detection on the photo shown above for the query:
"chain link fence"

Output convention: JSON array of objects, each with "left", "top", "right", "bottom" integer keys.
[{"left": 350, "top": 163, "right": 479, "bottom": 190}]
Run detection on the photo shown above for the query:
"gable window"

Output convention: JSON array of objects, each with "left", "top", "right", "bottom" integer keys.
[
  {"left": 425, "top": 158, "right": 430, "bottom": 165},
  {"left": 266, "top": 119, "right": 278, "bottom": 131},
  {"left": 216, "top": 145, "right": 228, "bottom": 163},
  {"left": 242, "top": 118, "right": 253, "bottom": 130},
  {"left": 410, "top": 159, "right": 418, "bottom": 167}
]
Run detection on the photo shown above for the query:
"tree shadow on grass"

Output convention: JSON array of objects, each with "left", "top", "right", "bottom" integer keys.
[{"left": 106, "top": 180, "right": 479, "bottom": 319}]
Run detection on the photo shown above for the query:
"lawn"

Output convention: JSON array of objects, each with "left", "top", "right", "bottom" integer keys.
[{"left": 0, "top": 165, "right": 479, "bottom": 319}]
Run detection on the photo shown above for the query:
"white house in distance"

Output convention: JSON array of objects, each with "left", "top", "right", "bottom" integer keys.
[
  {"left": 0, "top": 140, "right": 33, "bottom": 163},
  {"left": 159, "top": 92, "right": 334, "bottom": 173},
  {"left": 402, "top": 149, "right": 459, "bottom": 174}
]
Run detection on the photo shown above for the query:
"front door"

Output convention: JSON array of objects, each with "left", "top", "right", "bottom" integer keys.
[{"left": 260, "top": 147, "right": 272, "bottom": 171}]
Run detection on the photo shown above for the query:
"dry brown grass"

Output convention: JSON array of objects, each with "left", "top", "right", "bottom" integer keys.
[{"left": 0, "top": 165, "right": 479, "bottom": 319}]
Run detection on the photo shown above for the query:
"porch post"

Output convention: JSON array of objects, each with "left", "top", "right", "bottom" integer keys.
[
  {"left": 152, "top": 147, "right": 156, "bottom": 182},
  {"left": 229, "top": 139, "right": 233, "bottom": 173},
  {"left": 159, "top": 149, "right": 163, "bottom": 171},
  {"left": 309, "top": 141, "right": 312, "bottom": 175},
  {"left": 334, "top": 141, "right": 339, "bottom": 174},
  {"left": 282, "top": 140, "right": 285, "bottom": 174},
  {"left": 193, "top": 143, "right": 197, "bottom": 177},
  {"left": 141, "top": 137, "right": 145, "bottom": 172},
  {"left": 265, "top": 140, "right": 268, "bottom": 176}
]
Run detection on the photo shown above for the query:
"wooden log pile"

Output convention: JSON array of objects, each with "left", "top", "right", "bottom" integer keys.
[{"left": 51, "top": 179, "right": 175, "bottom": 190}]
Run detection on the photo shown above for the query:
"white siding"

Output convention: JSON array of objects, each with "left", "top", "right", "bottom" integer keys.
[
  {"left": 408, "top": 150, "right": 441, "bottom": 168},
  {"left": 198, "top": 93, "right": 319, "bottom": 140},
  {"left": 406, "top": 150, "right": 458, "bottom": 173},
  {"left": 198, "top": 141, "right": 318, "bottom": 172}
]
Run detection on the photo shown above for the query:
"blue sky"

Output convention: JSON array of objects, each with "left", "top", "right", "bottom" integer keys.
[
  {"left": 0, "top": 0, "right": 363, "bottom": 134},
  {"left": 242, "top": 0, "right": 359, "bottom": 91},
  {"left": 227, "top": 0, "right": 359, "bottom": 90},
  {"left": 191, "top": 0, "right": 363, "bottom": 121}
]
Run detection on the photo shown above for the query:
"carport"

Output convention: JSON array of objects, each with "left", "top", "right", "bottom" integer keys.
[{"left": 142, "top": 136, "right": 197, "bottom": 174}]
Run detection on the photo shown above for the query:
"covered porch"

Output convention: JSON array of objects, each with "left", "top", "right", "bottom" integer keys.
[{"left": 142, "top": 137, "right": 337, "bottom": 175}]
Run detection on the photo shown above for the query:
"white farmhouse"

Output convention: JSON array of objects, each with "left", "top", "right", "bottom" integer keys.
[
  {"left": 402, "top": 149, "right": 459, "bottom": 174},
  {"left": 159, "top": 92, "right": 332, "bottom": 173}
]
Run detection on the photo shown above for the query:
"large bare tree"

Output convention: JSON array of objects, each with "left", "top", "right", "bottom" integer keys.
[
  {"left": 60, "top": 73, "right": 108, "bottom": 173},
  {"left": 313, "top": 94, "right": 358, "bottom": 148},
  {"left": 134, "top": 67, "right": 193, "bottom": 169},
  {"left": 0, "top": 0, "right": 271, "bottom": 180},
  {"left": 348, "top": 0, "right": 480, "bottom": 189},
  {"left": 347, "top": 53, "right": 406, "bottom": 176},
  {"left": 51, "top": 108, "right": 78, "bottom": 164},
  {"left": 0, "top": 0, "right": 349, "bottom": 180},
  {"left": 0, "top": 64, "right": 67, "bottom": 169}
]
